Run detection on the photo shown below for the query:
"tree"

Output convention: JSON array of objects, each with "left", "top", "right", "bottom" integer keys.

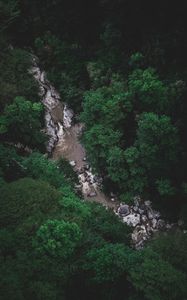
[
  {"left": 83, "top": 124, "right": 122, "bottom": 172},
  {"left": 0, "top": 144, "right": 24, "bottom": 182},
  {"left": 0, "top": 48, "right": 39, "bottom": 110},
  {"left": 149, "top": 231, "right": 187, "bottom": 274},
  {"left": 22, "top": 152, "right": 66, "bottom": 188},
  {"left": 0, "top": 178, "right": 60, "bottom": 230},
  {"left": 34, "top": 219, "right": 82, "bottom": 259},
  {"left": 128, "top": 68, "right": 169, "bottom": 113},
  {"left": 106, "top": 146, "right": 130, "bottom": 191},
  {"left": 136, "top": 112, "right": 179, "bottom": 178},
  {"left": 156, "top": 178, "right": 176, "bottom": 197},
  {"left": 81, "top": 79, "right": 132, "bottom": 130},
  {"left": 0, "top": 0, "right": 20, "bottom": 33},
  {"left": 84, "top": 244, "right": 131, "bottom": 283},
  {"left": 58, "top": 186, "right": 91, "bottom": 225},
  {"left": 86, "top": 202, "right": 131, "bottom": 244},
  {"left": 0, "top": 97, "right": 46, "bottom": 149},
  {"left": 116, "top": 112, "right": 180, "bottom": 199},
  {"left": 123, "top": 146, "right": 148, "bottom": 194},
  {"left": 128, "top": 249, "right": 187, "bottom": 300}
]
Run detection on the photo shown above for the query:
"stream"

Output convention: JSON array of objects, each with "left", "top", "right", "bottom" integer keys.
[{"left": 30, "top": 57, "right": 175, "bottom": 249}]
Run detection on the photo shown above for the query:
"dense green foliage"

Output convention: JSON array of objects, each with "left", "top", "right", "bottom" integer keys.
[
  {"left": 1, "top": 1, "right": 187, "bottom": 299},
  {"left": 0, "top": 97, "right": 45, "bottom": 149},
  {"left": 0, "top": 47, "right": 39, "bottom": 111}
]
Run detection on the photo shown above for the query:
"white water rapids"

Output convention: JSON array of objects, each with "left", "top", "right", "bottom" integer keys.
[{"left": 30, "top": 57, "right": 176, "bottom": 249}]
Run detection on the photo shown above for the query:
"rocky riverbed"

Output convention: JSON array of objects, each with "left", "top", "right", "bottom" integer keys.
[
  {"left": 31, "top": 57, "right": 175, "bottom": 249},
  {"left": 30, "top": 55, "right": 64, "bottom": 153},
  {"left": 117, "top": 197, "right": 174, "bottom": 249}
]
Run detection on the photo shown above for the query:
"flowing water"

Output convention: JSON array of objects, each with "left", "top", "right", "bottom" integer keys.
[{"left": 53, "top": 110, "right": 117, "bottom": 209}]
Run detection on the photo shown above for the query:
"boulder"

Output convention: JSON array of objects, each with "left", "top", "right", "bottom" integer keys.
[
  {"left": 146, "top": 224, "right": 153, "bottom": 235},
  {"left": 134, "top": 196, "right": 140, "bottom": 207},
  {"left": 132, "top": 225, "right": 147, "bottom": 248},
  {"left": 123, "top": 213, "right": 140, "bottom": 227},
  {"left": 70, "top": 160, "right": 76, "bottom": 167},
  {"left": 152, "top": 218, "right": 157, "bottom": 229},
  {"left": 82, "top": 181, "right": 91, "bottom": 195},
  {"left": 118, "top": 204, "right": 130, "bottom": 216},
  {"left": 78, "top": 173, "right": 86, "bottom": 183},
  {"left": 157, "top": 219, "right": 165, "bottom": 229},
  {"left": 145, "top": 200, "right": 151, "bottom": 206},
  {"left": 138, "top": 208, "right": 144, "bottom": 215},
  {"left": 133, "top": 206, "right": 139, "bottom": 212},
  {"left": 88, "top": 192, "right": 97, "bottom": 197},
  {"left": 148, "top": 210, "right": 154, "bottom": 220},
  {"left": 166, "top": 223, "right": 173, "bottom": 230},
  {"left": 154, "top": 211, "right": 161, "bottom": 219},
  {"left": 141, "top": 215, "right": 148, "bottom": 223}
]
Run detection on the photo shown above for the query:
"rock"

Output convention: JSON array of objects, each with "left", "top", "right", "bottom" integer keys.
[
  {"left": 82, "top": 181, "right": 91, "bottom": 195},
  {"left": 133, "top": 206, "right": 139, "bottom": 212},
  {"left": 110, "top": 192, "right": 115, "bottom": 197},
  {"left": 166, "top": 223, "right": 173, "bottom": 230},
  {"left": 145, "top": 200, "right": 151, "bottom": 206},
  {"left": 77, "top": 168, "right": 83, "bottom": 174},
  {"left": 92, "top": 175, "right": 97, "bottom": 183},
  {"left": 75, "top": 183, "right": 82, "bottom": 188},
  {"left": 152, "top": 218, "right": 157, "bottom": 229},
  {"left": 70, "top": 160, "right": 76, "bottom": 167},
  {"left": 135, "top": 241, "right": 144, "bottom": 250},
  {"left": 57, "top": 123, "right": 64, "bottom": 139},
  {"left": 63, "top": 104, "right": 74, "bottom": 128},
  {"left": 157, "top": 219, "right": 165, "bottom": 229},
  {"left": 146, "top": 224, "right": 153, "bottom": 235},
  {"left": 147, "top": 211, "right": 154, "bottom": 220},
  {"left": 123, "top": 213, "right": 140, "bottom": 227},
  {"left": 132, "top": 225, "right": 147, "bottom": 248},
  {"left": 138, "top": 208, "right": 144, "bottom": 215},
  {"left": 88, "top": 192, "right": 97, "bottom": 197},
  {"left": 30, "top": 60, "right": 64, "bottom": 154},
  {"left": 141, "top": 215, "right": 148, "bottom": 223},
  {"left": 134, "top": 196, "right": 141, "bottom": 207},
  {"left": 154, "top": 211, "right": 161, "bottom": 219},
  {"left": 118, "top": 204, "right": 130, "bottom": 216},
  {"left": 78, "top": 173, "right": 86, "bottom": 183}
]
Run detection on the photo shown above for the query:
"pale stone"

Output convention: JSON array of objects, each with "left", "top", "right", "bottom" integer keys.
[
  {"left": 123, "top": 213, "right": 140, "bottom": 227},
  {"left": 89, "top": 192, "right": 97, "bottom": 197},
  {"left": 152, "top": 218, "right": 157, "bottom": 229},
  {"left": 70, "top": 160, "right": 76, "bottom": 167}
]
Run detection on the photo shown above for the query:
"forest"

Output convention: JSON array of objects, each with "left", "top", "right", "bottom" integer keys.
[{"left": 0, "top": 1, "right": 187, "bottom": 299}]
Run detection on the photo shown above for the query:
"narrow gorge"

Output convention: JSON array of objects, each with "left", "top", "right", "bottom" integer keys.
[{"left": 30, "top": 57, "right": 175, "bottom": 249}]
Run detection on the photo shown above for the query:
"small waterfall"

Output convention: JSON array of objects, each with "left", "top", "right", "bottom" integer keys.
[{"left": 30, "top": 55, "right": 64, "bottom": 153}]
